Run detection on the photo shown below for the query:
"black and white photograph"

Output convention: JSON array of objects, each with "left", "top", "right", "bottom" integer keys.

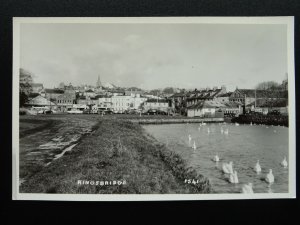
[{"left": 12, "top": 17, "right": 295, "bottom": 201}]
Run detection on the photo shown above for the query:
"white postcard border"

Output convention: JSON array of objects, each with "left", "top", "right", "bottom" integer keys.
[{"left": 12, "top": 16, "right": 296, "bottom": 201}]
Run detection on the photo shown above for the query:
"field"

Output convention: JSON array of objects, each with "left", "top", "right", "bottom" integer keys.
[{"left": 19, "top": 114, "right": 211, "bottom": 194}]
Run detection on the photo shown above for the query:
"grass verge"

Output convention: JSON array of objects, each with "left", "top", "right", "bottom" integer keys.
[{"left": 20, "top": 118, "right": 212, "bottom": 194}]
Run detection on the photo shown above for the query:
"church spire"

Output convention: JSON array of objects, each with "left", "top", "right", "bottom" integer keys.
[{"left": 96, "top": 75, "right": 102, "bottom": 88}]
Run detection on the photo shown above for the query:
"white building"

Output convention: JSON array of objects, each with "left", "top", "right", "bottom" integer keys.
[
  {"left": 143, "top": 99, "right": 170, "bottom": 112},
  {"left": 98, "top": 93, "right": 147, "bottom": 113},
  {"left": 98, "top": 96, "right": 113, "bottom": 109}
]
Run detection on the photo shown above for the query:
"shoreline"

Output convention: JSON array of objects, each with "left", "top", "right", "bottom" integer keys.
[
  {"left": 19, "top": 116, "right": 212, "bottom": 194},
  {"left": 130, "top": 117, "right": 224, "bottom": 124}
]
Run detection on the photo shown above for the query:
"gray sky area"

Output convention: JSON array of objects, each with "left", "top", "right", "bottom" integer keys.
[{"left": 20, "top": 23, "right": 287, "bottom": 91}]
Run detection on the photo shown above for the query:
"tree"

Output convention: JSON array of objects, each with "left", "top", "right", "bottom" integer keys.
[
  {"left": 255, "top": 81, "right": 280, "bottom": 90},
  {"left": 20, "top": 91, "right": 29, "bottom": 107},
  {"left": 163, "top": 87, "right": 175, "bottom": 95},
  {"left": 58, "top": 82, "right": 65, "bottom": 89},
  {"left": 19, "top": 68, "right": 34, "bottom": 107},
  {"left": 148, "top": 89, "right": 161, "bottom": 96}
]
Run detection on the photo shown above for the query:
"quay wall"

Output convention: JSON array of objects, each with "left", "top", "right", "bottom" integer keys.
[{"left": 130, "top": 117, "right": 224, "bottom": 124}]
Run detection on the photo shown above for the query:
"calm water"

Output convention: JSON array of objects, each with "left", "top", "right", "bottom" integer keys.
[{"left": 143, "top": 123, "right": 289, "bottom": 193}]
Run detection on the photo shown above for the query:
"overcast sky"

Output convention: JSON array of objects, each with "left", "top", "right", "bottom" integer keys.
[{"left": 20, "top": 23, "right": 287, "bottom": 91}]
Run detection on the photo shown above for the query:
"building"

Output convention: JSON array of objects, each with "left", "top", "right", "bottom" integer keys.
[
  {"left": 64, "top": 83, "right": 76, "bottom": 96},
  {"left": 56, "top": 93, "right": 76, "bottom": 112},
  {"left": 246, "top": 98, "right": 288, "bottom": 115},
  {"left": 125, "top": 90, "right": 144, "bottom": 96},
  {"left": 45, "top": 89, "right": 65, "bottom": 101},
  {"left": 77, "top": 95, "right": 99, "bottom": 106},
  {"left": 110, "top": 93, "right": 147, "bottom": 113},
  {"left": 84, "top": 89, "right": 96, "bottom": 98},
  {"left": 111, "top": 89, "right": 125, "bottom": 96},
  {"left": 143, "top": 99, "right": 171, "bottom": 112},
  {"left": 187, "top": 100, "right": 225, "bottom": 118},
  {"left": 229, "top": 88, "right": 286, "bottom": 105},
  {"left": 222, "top": 101, "right": 243, "bottom": 117},
  {"left": 72, "top": 104, "right": 89, "bottom": 111},
  {"left": 169, "top": 92, "right": 188, "bottom": 112},
  {"left": 25, "top": 95, "right": 57, "bottom": 109},
  {"left": 98, "top": 95, "right": 113, "bottom": 109},
  {"left": 215, "top": 92, "right": 232, "bottom": 103},
  {"left": 186, "top": 86, "right": 227, "bottom": 107}
]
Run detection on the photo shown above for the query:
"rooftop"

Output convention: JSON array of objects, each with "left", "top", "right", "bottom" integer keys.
[
  {"left": 45, "top": 89, "right": 65, "bottom": 94},
  {"left": 187, "top": 100, "right": 226, "bottom": 109},
  {"left": 146, "top": 99, "right": 169, "bottom": 103}
]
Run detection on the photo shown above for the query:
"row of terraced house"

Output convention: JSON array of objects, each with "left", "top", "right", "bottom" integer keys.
[{"left": 169, "top": 84, "right": 288, "bottom": 118}]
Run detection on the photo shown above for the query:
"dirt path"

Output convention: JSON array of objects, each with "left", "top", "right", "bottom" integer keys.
[{"left": 19, "top": 115, "right": 99, "bottom": 183}]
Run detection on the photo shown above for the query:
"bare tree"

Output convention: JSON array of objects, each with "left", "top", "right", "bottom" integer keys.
[{"left": 255, "top": 81, "right": 280, "bottom": 90}]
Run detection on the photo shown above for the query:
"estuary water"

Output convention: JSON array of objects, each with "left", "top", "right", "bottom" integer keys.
[{"left": 143, "top": 122, "right": 289, "bottom": 193}]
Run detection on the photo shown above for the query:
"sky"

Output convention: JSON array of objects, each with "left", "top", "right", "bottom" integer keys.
[{"left": 20, "top": 22, "right": 288, "bottom": 91}]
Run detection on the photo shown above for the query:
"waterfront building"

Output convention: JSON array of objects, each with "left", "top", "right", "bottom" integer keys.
[
  {"left": 56, "top": 93, "right": 76, "bottom": 112},
  {"left": 186, "top": 86, "right": 227, "bottom": 107},
  {"left": 222, "top": 101, "right": 243, "bottom": 116},
  {"left": 215, "top": 92, "right": 232, "bottom": 103},
  {"left": 45, "top": 88, "right": 65, "bottom": 101},
  {"left": 77, "top": 95, "right": 101, "bottom": 106},
  {"left": 97, "top": 95, "right": 113, "bottom": 109},
  {"left": 229, "top": 88, "right": 286, "bottom": 105},
  {"left": 25, "top": 95, "right": 57, "bottom": 109},
  {"left": 143, "top": 99, "right": 171, "bottom": 112},
  {"left": 169, "top": 92, "right": 188, "bottom": 111},
  {"left": 187, "top": 100, "right": 225, "bottom": 118},
  {"left": 246, "top": 98, "right": 288, "bottom": 115},
  {"left": 72, "top": 104, "right": 89, "bottom": 111},
  {"left": 111, "top": 93, "right": 147, "bottom": 113}
]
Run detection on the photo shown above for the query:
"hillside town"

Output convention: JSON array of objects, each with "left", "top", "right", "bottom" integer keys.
[{"left": 19, "top": 68, "right": 289, "bottom": 119}]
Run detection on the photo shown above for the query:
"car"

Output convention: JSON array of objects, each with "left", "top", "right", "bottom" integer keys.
[
  {"left": 90, "top": 109, "right": 98, "bottom": 114},
  {"left": 126, "top": 109, "right": 139, "bottom": 115},
  {"left": 67, "top": 109, "right": 83, "bottom": 114},
  {"left": 37, "top": 110, "right": 45, "bottom": 114},
  {"left": 44, "top": 110, "right": 54, "bottom": 114},
  {"left": 105, "top": 109, "right": 114, "bottom": 115},
  {"left": 83, "top": 109, "right": 91, "bottom": 114}
]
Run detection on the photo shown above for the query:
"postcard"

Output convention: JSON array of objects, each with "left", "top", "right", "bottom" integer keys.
[{"left": 12, "top": 17, "right": 295, "bottom": 201}]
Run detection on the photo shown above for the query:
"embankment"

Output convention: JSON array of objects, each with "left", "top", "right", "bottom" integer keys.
[
  {"left": 20, "top": 118, "right": 212, "bottom": 194},
  {"left": 130, "top": 117, "right": 224, "bottom": 124}
]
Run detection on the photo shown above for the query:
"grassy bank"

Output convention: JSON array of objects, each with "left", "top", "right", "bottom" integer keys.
[{"left": 20, "top": 118, "right": 211, "bottom": 194}]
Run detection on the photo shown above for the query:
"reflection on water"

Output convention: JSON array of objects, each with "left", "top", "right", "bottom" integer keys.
[{"left": 144, "top": 123, "right": 289, "bottom": 193}]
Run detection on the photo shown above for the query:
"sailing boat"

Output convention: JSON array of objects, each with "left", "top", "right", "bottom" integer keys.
[{"left": 192, "top": 141, "right": 197, "bottom": 150}]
